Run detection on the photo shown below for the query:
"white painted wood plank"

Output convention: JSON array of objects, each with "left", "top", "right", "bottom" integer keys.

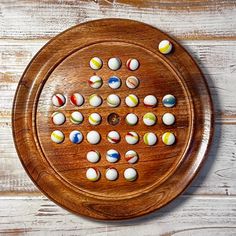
[
  {"left": 0, "top": 1, "right": 236, "bottom": 40},
  {"left": 1, "top": 40, "right": 236, "bottom": 116},
  {"left": 0, "top": 196, "right": 235, "bottom": 235},
  {"left": 0, "top": 123, "right": 235, "bottom": 195}
]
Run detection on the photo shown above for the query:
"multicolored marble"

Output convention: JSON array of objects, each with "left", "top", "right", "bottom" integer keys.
[
  {"left": 144, "top": 95, "right": 157, "bottom": 108},
  {"left": 162, "top": 94, "right": 176, "bottom": 108},
  {"left": 52, "top": 93, "right": 66, "bottom": 107},
  {"left": 143, "top": 112, "right": 156, "bottom": 126},
  {"left": 105, "top": 168, "right": 118, "bottom": 181},
  {"left": 125, "top": 131, "right": 139, "bottom": 145},
  {"left": 143, "top": 132, "right": 157, "bottom": 146},
  {"left": 69, "top": 130, "right": 83, "bottom": 144},
  {"left": 126, "top": 58, "right": 140, "bottom": 71},
  {"left": 70, "top": 93, "right": 84, "bottom": 107},
  {"left": 125, "top": 150, "right": 139, "bottom": 164},
  {"left": 125, "top": 94, "right": 139, "bottom": 107},
  {"left": 86, "top": 150, "right": 100, "bottom": 163},
  {"left": 106, "top": 149, "right": 120, "bottom": 163},
  {"left": 126, "top": 76, "right": 139, "bottom": 89},
  {"left": 51, "top": 130, "right": 64, "bottom": 144},
  {"left": 107, "top": 131, "right": 120, "bottom": 144},
  {"left": 86, "top": 168, "right": 100, "bottom": 181},
  {"left": 51, "top": 112, "right": 66, "bottom": 125},
  {"left": 86, "top": 131, "right": 101, "bottom": 144},
  {"left": 125, "top": 113, "right": 138, "bottom": 126},
  {"left": 107, "top": 94, "right": 120, "bottom": 107},
  {"left": 89, "top": 94, "right": 102, "bottom": 107},
  {"left": 88, "top": 113, "right": 102, "bottom": 126},
  {"left": 89, "top": 57, "right": 103, "bottom": 70},
  {"left": 108, "top": 57, "right": 121, "bottom": 71},
  {"left": 88, "top": 75, "right": 103, "bottom": 89},
  {"left": 124, "top": 168, "right": 137, "bottom": 181},
  {"left": 162, "top": 113, "right": 175, "bottom": 125},
  {"left": 108, "top": 76, "right": 121, "bottom": 89},
  {"left": 158, "top": 40, "right": 173, "bottom": 54},
  {"left": 162, "top": 132, "right": 176, "bottom": 145},
  {"left": 70, "top": 111, "right": 83, "bottom": 124}
]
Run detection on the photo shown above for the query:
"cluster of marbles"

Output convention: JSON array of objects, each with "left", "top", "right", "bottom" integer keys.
[
  {"left": 86, "top": 167, "right": 137, "bottom": 182},
  {"left": 51, "top": 47, "right": 177, "bottom": 183},
  {"left": 52, "top": 93, "right": 176, "bottom": 109},
  {"left": 85, "top": 149, "right": 138, "bottom": 182},
  {"left": 88, "top": 75, "right": 140, "bottom": 90},
  {"left": 52, "top": 111, "right": 103, "bottom": 126},
  {"left": 89, "top": 57, "right": 140, "bottom": 71},
  {"left": 51, "top": 128, "right": 176, "bottom": 146},
  {"left": 50, "top": 130, "right": 101, "bottom": 144},
  {"left": 86, "top": 150, "right": 139, "bottom": 165},
  {"left": 51, "top": 111, "right": 175, "bottom": 128}
]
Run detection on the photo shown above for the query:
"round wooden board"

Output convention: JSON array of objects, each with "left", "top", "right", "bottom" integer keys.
[{"left": 12, "top": 19, "right": 213, "bottom": 220}]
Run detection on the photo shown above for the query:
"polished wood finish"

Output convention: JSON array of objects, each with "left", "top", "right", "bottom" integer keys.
[{"left": 12, "top": 19, "right": 213, "bottom": 220}]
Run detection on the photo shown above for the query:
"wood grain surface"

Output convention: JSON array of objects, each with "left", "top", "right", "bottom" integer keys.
[{"left": 0, "top": 0, "right": 235, "bottom": 234}]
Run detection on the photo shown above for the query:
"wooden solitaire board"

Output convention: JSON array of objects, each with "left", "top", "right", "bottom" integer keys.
[{"left": 12, "top": 19, "right": 213, "bottom": 220}]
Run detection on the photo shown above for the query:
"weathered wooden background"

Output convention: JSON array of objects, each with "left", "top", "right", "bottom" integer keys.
[{"left": 0, "top": 0, "right": 236, "bottom": 235}]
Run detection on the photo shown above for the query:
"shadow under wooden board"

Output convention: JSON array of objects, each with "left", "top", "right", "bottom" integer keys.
[{"left": 12, "top": 19, "right": 214, "bottom": 220}]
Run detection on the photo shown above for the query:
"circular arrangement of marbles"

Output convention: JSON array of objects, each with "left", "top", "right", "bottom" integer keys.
[
  {"left": 125, "top": 131, "right": 139, "bottom": 145},
  {"left": 89, "top": 94, "right": 102, "bottom": 107},
  {"left": 87, "top": 131, "right": 101, "bottom": 144},
  {"left": 125, "top": 94, "right": 139, "bottom": 107},
  {"left": 126, "top": 76, "right": 139, "bottom": 89},
  {"left": 70, "top": 93, "right": 84, "bottom": 107},
  {"left": 143, "top": 132, "right": 157, "bottom": 146},
  {"left": 52, "top": 94, "right": 66, "bottom": 107},
  {"left": 158, "top": 40, "right": 173, "bottom": 54},
  {"left": 51, "top": 112, "right": 66, "bottom": 125},
  {"left": 107, "top": 113, "right": 120, "bottom": 126},
  {"left": 69, "top": 130, "right": 83, "bottom": 144},
  {"left": 106, "top": 149, "right": 120, "bottom": 163},
  {"left": 88, "top": 75, "right": 103, "bottom": 89},
  {"left": 124, "top": 168, "right": 137, "bottom": 181},
  {"left": 105, "top": 168, "right": 118, "bottom": 181},
  {"left": 107, "top": 131, "right": 120, "bottom": 144},
  {"left": 89, "top": 57, "right": 103, "bottom": 70},
  {"left": 108, "top": 57, "right": 121, "bottom": 71},
  {"left": 162, "top": 94, "right": 176, "bottom": 108},
  {"left": 144, "top": 95, "right": 157, "bottom": 108},
  {"left": 162, "top": 132, "right": 176, "bottom": 145},
  {"left": 125, "top": 150, "right": 139, "bottom": 164},
  {"left": 86, "top": 168, "right": 100, "bottom": 181},
  {"left": 86, "top": 150, "right": 100, "bottom": 163},
  {"left": 51, "top": 130, "right": 64, "bottom": 144},
  {"left": 126, "top": 58, "right": 140, "bottom": 71},
  {"left": 162, "top": 113, "right": 175, "bottom": 125},
  {"left": 108, "top": 76, "right": 121, "bottom": 89},
  {"left": 88, "top": 113, "right": 102, "bottom": 126},
  {"left": 143, "top": 112, "right": 157, "bottom": 126},
  {"left": 125, "top": 113, "right": 138, "bottom": 126},
  {"left": 70, "top": 111, "right": 83, "bottom": 124},
  {"left": 107, "top": 94, "right": 120, "bottom": 107}
]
